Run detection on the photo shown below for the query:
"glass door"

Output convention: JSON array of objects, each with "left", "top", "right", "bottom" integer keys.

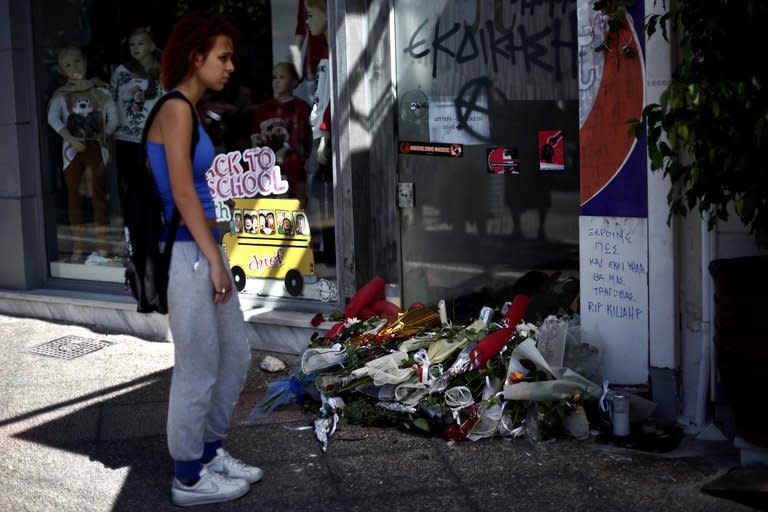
[{"left": 393, "top": 0, "right": 581, "bottom": 320}]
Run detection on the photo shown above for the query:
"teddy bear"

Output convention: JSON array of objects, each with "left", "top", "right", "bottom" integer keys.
[{"left": 66, "top": 95, "right": 104, "bottom": 140}]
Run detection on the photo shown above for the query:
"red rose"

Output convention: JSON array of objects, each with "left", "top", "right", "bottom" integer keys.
[
  {"left": 443, "top": 404, "right": 479, "bottom": 441},
  {"left": 311, "top": 313, "right": 325, "bottom": 327}
]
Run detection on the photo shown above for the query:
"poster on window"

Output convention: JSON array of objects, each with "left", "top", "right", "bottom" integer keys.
[
  {"left": 429, "top": 96, "right": 489, "bottom": 146},
  {"left": 486, "top": 146, "right": 520, "bottom": 175},
  {"left": 538, "top": 130, "right": 565, "bottom": 171}
]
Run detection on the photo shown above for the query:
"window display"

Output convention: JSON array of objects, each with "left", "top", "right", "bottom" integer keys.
[
  {"left": 46, "top": 46, "right": 118, "bottom": 262},
  {"left": 34, "top": 0, "right": 337, "bottom": 303}
]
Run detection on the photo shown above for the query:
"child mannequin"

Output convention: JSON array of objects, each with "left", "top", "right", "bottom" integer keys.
[
  {"left": 47, "top": 46, "right": 118, "bottom": 260},
  {"left": 251, "top": 62, "right": 311, "bottom": 207},
  {"left": 111, "top": 27, "right": 163, "bottom": 201}
]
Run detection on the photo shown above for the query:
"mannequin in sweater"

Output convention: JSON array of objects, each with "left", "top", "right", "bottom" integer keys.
[{"left": 110, "top": 27, "right": 163, "bottom": 202}]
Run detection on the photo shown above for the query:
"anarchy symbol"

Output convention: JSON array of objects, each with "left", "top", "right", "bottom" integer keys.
[{"left": 454, "top": 76, "right": 507, "bottom": 143}]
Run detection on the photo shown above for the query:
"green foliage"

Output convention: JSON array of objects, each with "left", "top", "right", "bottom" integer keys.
[
  {"left": 641, "top": 1, "right": 768, "bottom": 247},
  {"left": 593, "top": 0, "right": 639, "bottom": 59}
]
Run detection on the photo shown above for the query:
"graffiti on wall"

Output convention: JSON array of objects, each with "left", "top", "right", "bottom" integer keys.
[
  {"left": 403, "top": 4, "right": 578, "bottom": 84},
  {"left": 398, "top": 0, "right": 580, "bottom": 145}
]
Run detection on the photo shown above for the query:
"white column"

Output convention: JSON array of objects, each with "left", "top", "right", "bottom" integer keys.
[{"left": 644, "top": 0, "right": 677, "bottom": 371}]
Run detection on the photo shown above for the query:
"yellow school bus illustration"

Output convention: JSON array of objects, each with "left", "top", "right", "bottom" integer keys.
[{"left": 222, "top": 198, "right": 313, "bottom": 296}]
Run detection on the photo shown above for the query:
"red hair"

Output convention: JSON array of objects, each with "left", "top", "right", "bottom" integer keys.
[{"left": 161, "top": 11, "right": 240, "bottom": 90}]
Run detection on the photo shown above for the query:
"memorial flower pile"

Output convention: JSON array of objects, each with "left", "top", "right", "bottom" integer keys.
[{"left": 250, "top": 275, "right": 651, "bottom": 449}]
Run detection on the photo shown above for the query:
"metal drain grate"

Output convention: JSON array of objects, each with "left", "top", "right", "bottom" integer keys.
[{"left": 30, "top": 335, "right": 112, "bottom": 360}]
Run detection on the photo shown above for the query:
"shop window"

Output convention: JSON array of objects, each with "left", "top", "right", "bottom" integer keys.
[{"left": 33, "top": 0, "right": 337, "bottom": 303}]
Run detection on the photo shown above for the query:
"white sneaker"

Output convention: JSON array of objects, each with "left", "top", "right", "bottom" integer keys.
[
  {"left": 171, "top": 466, "right": 249, "bottom": 507},
  {"left": 206, "top": 448, "right": 264, "bottom": 484}
]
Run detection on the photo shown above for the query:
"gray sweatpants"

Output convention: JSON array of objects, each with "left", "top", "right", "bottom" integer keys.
[{"left": 165, "top": 241, "right": 252, "bottom": 462}]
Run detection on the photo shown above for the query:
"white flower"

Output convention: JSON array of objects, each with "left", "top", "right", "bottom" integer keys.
[
  {"left": 515, "top": 322, "right": 539, "bottom": 339},
  {"left": 344, "top": 317, "right": 361, "bottom": 328}
]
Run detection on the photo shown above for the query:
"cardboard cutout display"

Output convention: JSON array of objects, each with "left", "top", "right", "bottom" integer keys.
[{"left": 221, "top": 198, "right": 314, "bottom": 295}]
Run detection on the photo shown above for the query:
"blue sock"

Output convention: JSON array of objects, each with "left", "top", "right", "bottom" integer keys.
[
  {"left": 201, "top": 439, "right": 222, "bottom": 463},
  {"left": 175, "top": 460, "right": 203, "bottom": 482}
]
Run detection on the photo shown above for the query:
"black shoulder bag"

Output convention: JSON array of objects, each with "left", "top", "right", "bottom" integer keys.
[{"left": 123, "top": 90, "right": 200, "bottom": 314}]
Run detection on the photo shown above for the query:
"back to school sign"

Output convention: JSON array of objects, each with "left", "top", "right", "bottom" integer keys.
[{"left": 206, "top": 147, "right": 289, "bottom": 201}]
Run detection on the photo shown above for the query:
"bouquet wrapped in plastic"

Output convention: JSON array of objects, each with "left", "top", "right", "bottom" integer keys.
[{"left": 250, "top": 272, "right": 656, "bottom": 449}]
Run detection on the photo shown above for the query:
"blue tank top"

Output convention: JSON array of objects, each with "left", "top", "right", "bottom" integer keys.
[{"left": 146, "top": 122, "right": 219, "bottom": 241}]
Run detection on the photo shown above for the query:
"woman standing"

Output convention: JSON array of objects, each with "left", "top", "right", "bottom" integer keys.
[{"left": 144, "top": 12, "right": 261, "bottom": 507}]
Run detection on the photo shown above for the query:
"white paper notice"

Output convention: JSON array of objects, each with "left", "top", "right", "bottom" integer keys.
[
  {"left": 428, "top": 96, "right": 488, "bottom": 146},
  {"left": 579, "top": 216, "right": 649, "bottom": 385}
]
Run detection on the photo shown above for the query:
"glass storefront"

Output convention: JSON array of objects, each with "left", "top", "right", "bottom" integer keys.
[
  {"left": 29, "top": 0, "right": 578, "bottom": 312},
  {"left": 32, "top": 0, "right": 337, "bottom": 303},
  {"left": 394, "top": 0, "right": 580, "bottom": 316}
]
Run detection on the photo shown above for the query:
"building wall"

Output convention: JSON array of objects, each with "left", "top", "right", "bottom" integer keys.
[
  {"left": 643, "top": 0, "right": 678, "bottom": 421},
  {"left": 0, "top": 0, "right": 45, "bottom": 290},
  {"left": 329, "top": 0, "right": 400, "bottom": 298},
  {"left": 678, "top": 212, "right": 703, "bottom": 424}
]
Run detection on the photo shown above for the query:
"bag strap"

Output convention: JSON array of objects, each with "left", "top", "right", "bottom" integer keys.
[
  {"left": 141, "top": 90, "right": 200, "bottom": 157},
  {"left": 140, "top": 90, "right": 200, "bottom": 256}
]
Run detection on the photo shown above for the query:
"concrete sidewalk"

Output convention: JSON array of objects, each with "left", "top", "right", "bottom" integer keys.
[{"left": 0, "top": 314, "right": 759, "bottom": 511}]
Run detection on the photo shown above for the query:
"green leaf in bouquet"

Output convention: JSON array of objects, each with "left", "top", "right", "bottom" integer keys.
[{"left": 412, "top": 417, "right": 431, "bottom": 432}]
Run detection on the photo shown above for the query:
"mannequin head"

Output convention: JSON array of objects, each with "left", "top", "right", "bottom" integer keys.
[
  {"left": 306, "top": 0, "right": 327, "bottom": 37},
  {"left": 127, "top": 27, "right": 157, "bottom": 65},
  {"left": 272, "top": 62, "right": 299, "bottom": 98},
  {"left": 58, "top": 47, "right": 87, "bottom": 81}
]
